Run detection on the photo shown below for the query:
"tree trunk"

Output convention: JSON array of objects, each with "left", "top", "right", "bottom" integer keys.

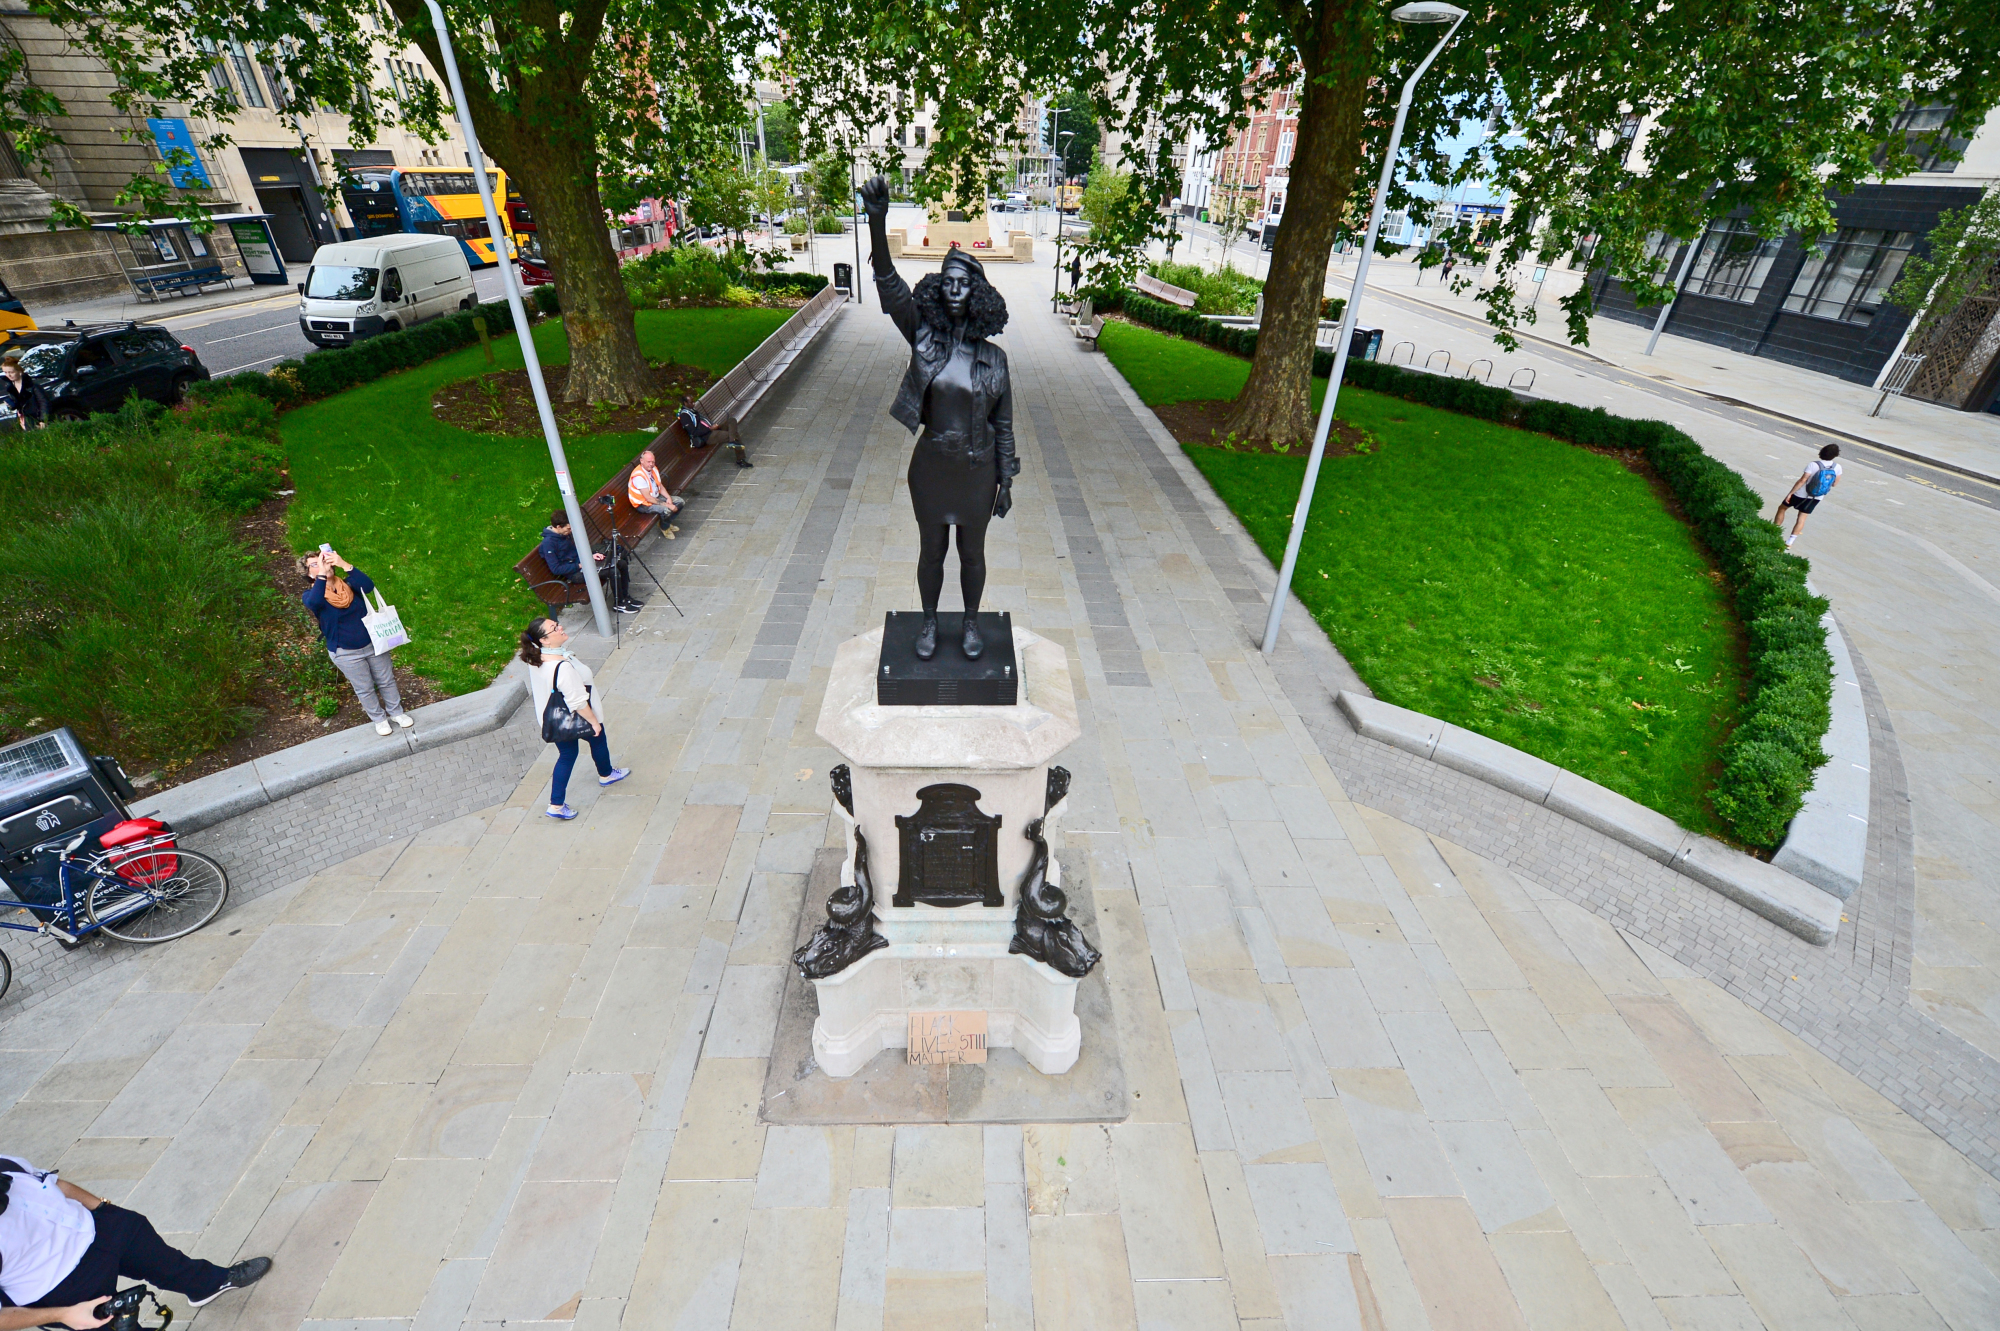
[
  {"left": 397, "top": 2, "right": 651, "bottom": 405},
  {"left": 1222, "top": 0, "right": 1373, "bottom": 445},
  {"left": 503, "top": 139, "right": 653, "bottom": 404}
]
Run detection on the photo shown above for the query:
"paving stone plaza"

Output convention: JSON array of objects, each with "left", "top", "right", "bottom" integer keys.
[{"left": 3, "top": 252, "right": 1998, "bottom": 1330}]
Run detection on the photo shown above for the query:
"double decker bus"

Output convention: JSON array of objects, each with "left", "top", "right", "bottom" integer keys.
[{"left": 338, "top": 168, "right": 521, "bottom": 268}]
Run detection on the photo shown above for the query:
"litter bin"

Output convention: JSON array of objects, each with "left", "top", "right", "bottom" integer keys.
[
  {"left": 0, "top": 728, "right": 142, "bottom": 910},
  {"left": 1350, "top": 327, "right": 1384, "bottom": 363},
  {"left": 833, "top": 262, "right": 854, "bottom": 294}
]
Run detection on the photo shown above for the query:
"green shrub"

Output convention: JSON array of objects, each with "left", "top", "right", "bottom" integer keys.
[
  {"left": 721, "top": 285, "right": 758, "bottom": 307},
  {"left": 1112, "top": 291, "right": 1348, "bottom": 362},
  {"left": 1110, "top": 285, "right": 1835, "bottom": 848},
  {"left": 783, "top": 215, "right": 810, "bottom": 235},
  {"left": 0, "top": 494, "right": 270, "bottom": 765},
  {"left": 1147, "top": 261, "right": 1264, "bottom": 315},
  {"left": 813, "top": 213, "right": 846, "bottom": 235},
  {"left": 741, "top": 271, "right": 829, "bottom": 296},
  {"left": 533, "top": 284, "right": 561, "bottom": 316},
  {"left": 623, "top": 244, "right": 730, "bottom": 307},
  {"left": 178, "top": 431, "right": 285, "bottom": 513}
]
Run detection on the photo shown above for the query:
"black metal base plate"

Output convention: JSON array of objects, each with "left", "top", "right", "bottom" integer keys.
[{"left": 877, "top": 611, "right": 1019, "bottom": 706}]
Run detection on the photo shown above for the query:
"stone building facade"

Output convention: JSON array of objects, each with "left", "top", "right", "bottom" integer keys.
[{"left": 0, "top": 13, "right": 479, "bottom": 310}]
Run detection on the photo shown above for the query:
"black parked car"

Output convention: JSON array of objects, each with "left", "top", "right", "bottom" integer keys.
[{"left": 1, "top": 323, "right": 211, "bottom": 424}]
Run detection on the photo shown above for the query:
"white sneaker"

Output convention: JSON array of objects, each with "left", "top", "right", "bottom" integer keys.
[
  {"left": 374, "top": 720, "right": 393, "bottom": 736},
  {"left": 391, "top": 713, "right": 415, "bottom": 728}
]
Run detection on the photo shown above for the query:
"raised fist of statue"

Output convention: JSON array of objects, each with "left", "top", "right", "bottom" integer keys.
[{"left": 859, "top": 175, "right": 891, "bottom": 223}]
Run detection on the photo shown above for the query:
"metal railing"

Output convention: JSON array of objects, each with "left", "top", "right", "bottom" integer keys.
[
  {"left": 1869, "top": 352, "right": 1925, "bottom": 418},
  {"left": 1424, "top": 349, "right": 1451, "bottom": 374}
]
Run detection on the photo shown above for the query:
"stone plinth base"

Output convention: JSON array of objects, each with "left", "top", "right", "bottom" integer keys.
[
  {"left": 805, "top": 623, "right": 1087, "bottom": 1080},
  {"left": 809, "top": 941, "right": 1081, "bottom": 1077},
  {"left": 885, "top": 227, "right": 1035, "bottom": 262}
]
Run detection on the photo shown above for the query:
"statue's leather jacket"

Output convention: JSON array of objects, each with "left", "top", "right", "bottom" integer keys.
[{"left": 874, "top": 267, "right": 1019, "bottom": 483}]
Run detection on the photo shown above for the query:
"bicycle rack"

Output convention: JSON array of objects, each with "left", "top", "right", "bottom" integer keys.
[
  {"left": 1507, "top": 367, "right": 1537, "bottom": 393},
  {"left": 1388, "top": 340, "right": 1416, "bottom": 367},
  {"left": 1424, "top": 349, "right": 1451, "bottom": 375},
  {"left": 1466, "top": 358, "right": 1493, "bottom": 383}
]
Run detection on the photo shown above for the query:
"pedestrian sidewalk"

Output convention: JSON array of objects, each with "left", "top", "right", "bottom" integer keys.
[
  {"left": 1345, "top": 258, "right": 2000, "bottom": 484},
  {"left": 0, "top": 253, "right": 1995, "bottom": 1331},
  {"left": 35, "top": 277, "right": 284, "bottom": 329}
]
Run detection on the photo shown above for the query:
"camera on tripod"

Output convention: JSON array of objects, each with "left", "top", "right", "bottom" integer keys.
[{"left": 97, "top": 1284, "right": 172, "bottom": 1331}]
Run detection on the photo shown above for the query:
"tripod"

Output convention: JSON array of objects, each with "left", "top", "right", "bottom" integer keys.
[{"left": 594, "top": 494, "right": 683, "bottom": 633}]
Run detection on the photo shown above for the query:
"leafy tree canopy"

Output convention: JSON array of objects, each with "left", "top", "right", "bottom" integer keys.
[
  {"left": 771, "top": 0, "right": 2000, "bottom": 440},
  {"left": 11, "top": 0, "right": 767, "bottom": 402}
]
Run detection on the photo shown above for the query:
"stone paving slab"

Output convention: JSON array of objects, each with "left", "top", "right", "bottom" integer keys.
[{"left": 763, "top": 848, "right": 1129, "bottom": 1125}]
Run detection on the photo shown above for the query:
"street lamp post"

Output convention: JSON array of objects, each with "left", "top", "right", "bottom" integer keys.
[
  {"left": 1051, "top": 130, "right": 1075, "bottom": 309},
  {"left": 1259, "top": 0, "right": 1468, "bottom": 657},
  {"left": 422, "top": 0, "right": 612, "bottom": 637}
]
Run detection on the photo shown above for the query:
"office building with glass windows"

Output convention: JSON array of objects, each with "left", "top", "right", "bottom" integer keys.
[{"left": 1584, "top": 106, "right": 2000, "bottom": 413}]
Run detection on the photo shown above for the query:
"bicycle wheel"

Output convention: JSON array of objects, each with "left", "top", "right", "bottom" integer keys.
[
  {"left": 87, "top": 848, "right": 229, "bottom": 943},
  {"left": 0, "top": 948, "right": 11, "bottom": 1003}
]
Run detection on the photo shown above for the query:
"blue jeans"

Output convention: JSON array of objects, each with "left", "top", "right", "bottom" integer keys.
[{"left": 551, "top": 726, "right": 613, "bottom": 805}]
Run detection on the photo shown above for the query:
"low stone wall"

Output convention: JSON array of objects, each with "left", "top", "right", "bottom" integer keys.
[{"left": 1336, "top": 691, "right": 1848, "bottom": 946}]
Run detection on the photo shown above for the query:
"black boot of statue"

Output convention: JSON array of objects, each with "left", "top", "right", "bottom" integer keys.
[
  {"left": 914, "top": 615, "right": 938, "bottom": 661},
  {"left": 962, "top": 615, "right": 984, "bottom": 660}
]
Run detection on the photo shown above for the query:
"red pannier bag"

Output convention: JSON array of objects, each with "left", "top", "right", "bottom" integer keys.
[{"left": 98, "top": 817, "right": 179, "bottom": 886}]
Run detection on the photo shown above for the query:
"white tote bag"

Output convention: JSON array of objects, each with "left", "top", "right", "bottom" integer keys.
[{"left": 362, "top": 588, "right": 410, "bottom": 655}]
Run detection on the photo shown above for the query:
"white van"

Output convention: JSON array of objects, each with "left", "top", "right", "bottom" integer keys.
[{"left": 296, "top": 234, "right": 475, "bottom": 347}]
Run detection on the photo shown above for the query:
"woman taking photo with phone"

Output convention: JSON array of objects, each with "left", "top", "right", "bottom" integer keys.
[
  {"left": 302, "top": 547, "right": 413, "bottom": 736},
  {"left": 518, "top": 617, "right": 627, "bottom": 820}
]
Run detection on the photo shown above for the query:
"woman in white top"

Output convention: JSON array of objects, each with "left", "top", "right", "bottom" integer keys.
[{"left": 520, "top": 617, "right": 628, "bottom": 820}]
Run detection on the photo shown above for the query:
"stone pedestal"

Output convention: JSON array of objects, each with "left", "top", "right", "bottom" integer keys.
[{"left": 806, "top": 625, "right": 1088, "bottom": 1077}]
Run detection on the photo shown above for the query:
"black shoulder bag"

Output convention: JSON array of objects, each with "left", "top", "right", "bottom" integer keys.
[{"left": 540, "top": 660, "right": 595, "bottom": 743}]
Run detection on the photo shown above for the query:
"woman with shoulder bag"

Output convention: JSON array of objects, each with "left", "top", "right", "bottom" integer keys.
[
  {"left": 303, "top": 548, "right": 413, "bottom": 736},
  {"left": 519, "top": 617, "right": 628, "bottom": 820}
]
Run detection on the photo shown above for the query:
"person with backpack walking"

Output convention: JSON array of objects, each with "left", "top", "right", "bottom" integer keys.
[
  {"left": 519, "top": 617, "right": 627, "bottom": 821},
  {"left": 1772, "top": 443, "right": 1842, "bottom": 548}
]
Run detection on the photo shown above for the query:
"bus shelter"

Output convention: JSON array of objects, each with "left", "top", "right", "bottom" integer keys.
[{"left": 89, "top": 213, "right": 285, "bottom": 302}]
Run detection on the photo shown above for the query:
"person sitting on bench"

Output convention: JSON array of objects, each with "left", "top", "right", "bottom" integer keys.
[
  {"left": 677, "top": 395, "right": 715, "bottom": 449},
  {"left": 538, "top": 510, "right": 640, "bottom": 613},
  {"left": 679, "top": 395, "right": 753, "bottom": 468},
  {"left": 626, "top": 449, "right": 682, "bottom": 536}
]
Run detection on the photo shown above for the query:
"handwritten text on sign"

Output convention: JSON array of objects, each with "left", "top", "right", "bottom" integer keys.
[{"left": 908, "top": 1010, "right": 989, "bottom": 1065}]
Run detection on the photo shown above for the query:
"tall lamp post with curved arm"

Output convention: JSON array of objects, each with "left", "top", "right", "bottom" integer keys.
[
  {"left": 1050, "top": 130, "right": 1076, "bottom": 308},
  {"left": 1260, "top": 1, "right": 1469, "bottom": 656},
  {"left": 422, "top": 0, "right": 612, "bottom": 637}
]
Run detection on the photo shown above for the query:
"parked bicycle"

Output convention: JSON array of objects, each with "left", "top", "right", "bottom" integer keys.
[{"left": 0, "top": 825, "right": 228, "bottom": 1000}]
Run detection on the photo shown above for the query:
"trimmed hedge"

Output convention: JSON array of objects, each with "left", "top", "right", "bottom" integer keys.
[
  {"left": 743, "top": 271, "right": 830, "bottom": 295},
  {"left": 189, "top": 299, "right": 528, "bottom": 409},
  {"left": 1114, "top": 291, "right": 1348, "bottom": 363},
  {"left": 1112, "top": 287, "right": 1831, "bottom": 848}
]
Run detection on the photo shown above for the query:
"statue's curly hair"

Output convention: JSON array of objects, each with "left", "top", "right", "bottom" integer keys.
[{"left": 911, "top": 265, "right": 1009, "bottom": 340}]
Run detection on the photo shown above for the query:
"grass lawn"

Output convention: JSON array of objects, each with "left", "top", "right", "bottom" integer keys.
[
  {"left": 1101, "top": 319, "right": 1747, "bottom": 837},
  {"left": 281, "top": 307, "right": 789, "bottom": 694}
]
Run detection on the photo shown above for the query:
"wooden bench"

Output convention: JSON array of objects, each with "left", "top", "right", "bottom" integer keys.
[
  {"left": 1134, "top": 272, "right": 1199, "bottom": 309},
  {"left": 515, "top": 281, "right": 846, "bottom": 610}
]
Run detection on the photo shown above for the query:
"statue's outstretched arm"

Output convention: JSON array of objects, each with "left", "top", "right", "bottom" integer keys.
[{"left": 860, "top": 174, "right": 918, "bottom": 345}]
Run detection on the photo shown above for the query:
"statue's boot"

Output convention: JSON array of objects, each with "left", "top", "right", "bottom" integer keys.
[
  {"left": 914, "top": 615, "right": 939, "bottom": 660},
  {"left": 962, "top": 615, "right": 984, "bottom": 660}
]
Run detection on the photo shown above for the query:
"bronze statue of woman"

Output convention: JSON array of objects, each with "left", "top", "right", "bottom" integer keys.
[{"left": 860, "top": 175, "right": 1016, "bottom": 661}]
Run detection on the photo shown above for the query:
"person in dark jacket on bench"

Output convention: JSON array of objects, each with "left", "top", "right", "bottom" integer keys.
[
  {"left": 539, "top": 511, "right": 638, "bottom": 612},
  {"left": 679, "top": 394, "right": 751, "bottom": 468}
]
